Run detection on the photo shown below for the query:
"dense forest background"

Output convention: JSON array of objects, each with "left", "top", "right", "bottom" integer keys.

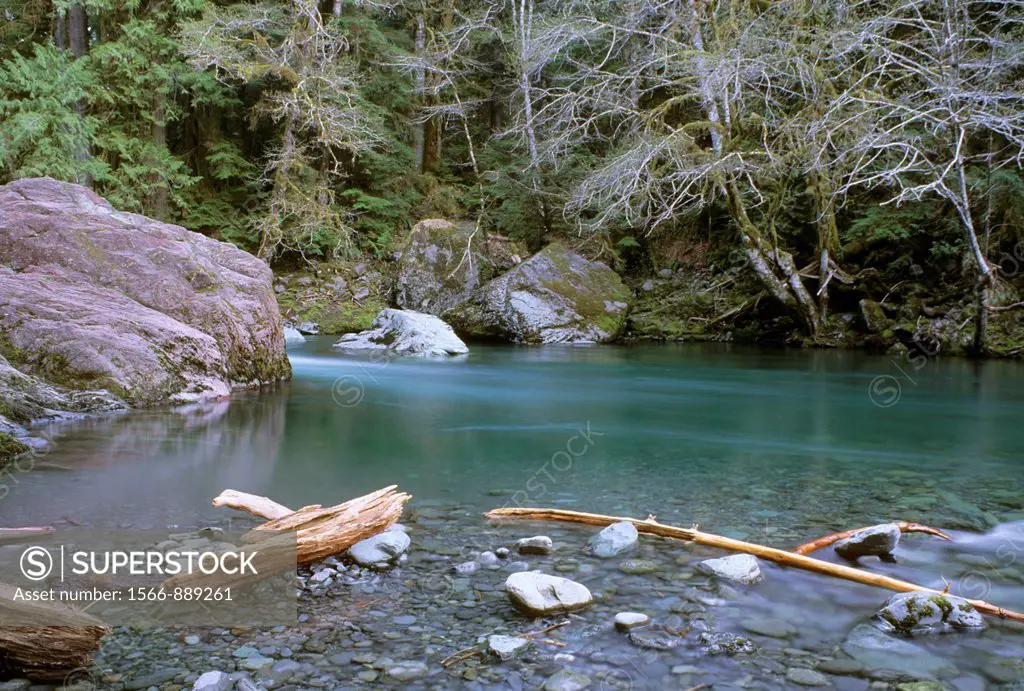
[{"left": 1, "top": 0, "right": 1023, "bottom": 350}]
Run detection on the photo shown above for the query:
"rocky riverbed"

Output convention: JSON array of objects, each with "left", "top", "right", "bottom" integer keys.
[{"left": 23, "top": 498, "right": 1021, "bottom": 691}]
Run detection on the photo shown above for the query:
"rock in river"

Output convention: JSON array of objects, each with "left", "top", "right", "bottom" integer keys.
[
  {"left": 0, "top": 178, "right": 289, "bottom": 406},
  {"left": 505, "top": 572, "right": 593, "bottom": 616},
  {"left": 333, "top": 309, "right": 468, "bottom": 357},
  {"left": 696, "top": 554, "right": 763, "bottom": 584},
  {"left": 875, "top": 592, "right": 984, "bottom": 634},
  {"left": 394, "top": 219, "right": 488, "bottom": 315},
  {"left": 347, "top": 527, "right": 411, "bottom": 568},
  {"left": 517, "top": 535, "right": 554, "bottom": 555},
  {"left": 614, "top": 612, "right": 650, "bottom": 631},
  {"left": 487, "top": 635, "right": 531, "bottom": 661},
  {"left": 444, "top": 243, "right": 631, "bottom": 344},
  {"left": 587, "top": 521, "right": 638, "bottom": 558},
  {"left": 842, "top": 624, "right": 958, "bottom": 679},
  {"left": 834, "top": 523, "right": 900, "bottom": 560},
  {"left": 192, "top": 671, "right": 231, "bottom": 691}
]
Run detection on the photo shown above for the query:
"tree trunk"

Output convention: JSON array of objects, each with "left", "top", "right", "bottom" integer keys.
[
  {"left": 422, "top": 113, "right": 441, "bottom": 174},
  {"left": 150, "top": 92, "right": 169, "bottom": 220},
  {"left": 413, "top": 13, "right": 426, "bottom": 172},
  {"left": 54, "top": 9, "right": 67, "bottom": 50},
  {"left": 67, "top": 2, "right": 91, "bottom": 186}
]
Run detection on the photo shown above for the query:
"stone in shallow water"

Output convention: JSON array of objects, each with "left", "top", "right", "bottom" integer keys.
[
  {"left": 385, "top": 661, "right": 429, "bottom": 681},
  {"left": 834, "top": 524, "right": 900, "bottom": 560},
  {"left": 517, "top": 536, "right": 554, "bottom": 555},
  {"left": 618, "top": 559, "right": 658, "bottom": 575},
  {"left": 698, "top": 632, "right": 757, "bottom": 656},
  {"left": 239, "top": 656, "right": 274, "bottom": 671},
  {"left": 741, "top": 616, "right": 797, "bottom": 638},
  {"left": 614, "top": 612, "right": 650, "bottom": 631},
  {"left": 543, "top": 668, "right": 592, "bottom": 691},
  {"left": 842, "top": 624, "right": 958, "bottom": 679},
  {"left": 488, "top": 634, "right": 531, "bottom": 661},
  {"left": 505, "top": 572, "right": 593, "bottom": 616},
  {"left": 347, "top": 529, "right": 410, "bottom": 568},
  {"left": 587, "top": 522, "right": 638, "bottom": 558},
  {"left": 454, "top": 561, "right": 478, "bottom": 576},
  {"left": 874, "top": 592, "right": 984, "bottom": 634},
  {"left": 192, "top": 671, "right": 231, "bottom": 691},
  {"left": 696, "top": 554, "right": 763, "bottom": 584},
  {"left": 786, "top": 668, "right": 829, "bottom": 686},
  {"left": 479, "top": 551, "right": 501, "bottom": 568},
  {"left": 628, "top": 630, "right": 679, "bottom": 650}
]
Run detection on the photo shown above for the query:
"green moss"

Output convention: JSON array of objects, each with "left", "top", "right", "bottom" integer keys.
[{"left": 0, "top": 432, "right": 29, "bottom": 465}]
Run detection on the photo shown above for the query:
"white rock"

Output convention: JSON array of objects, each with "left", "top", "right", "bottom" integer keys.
[
  {"left": 614, "top": 612, "right": 650, "bottom": 631},
  {"left": 587, "top": 522, "right": 638, "bottom": 558},
  {"left": 348, "top": 530, "right": 411, "bottom": 568},
  {"left": 478, "top": 551, "right": 501, "bottom": 569},
  {"left": 517, "top": 536, "right": 553, "bottom": 555},
  {"left": 192, "top": 671, "right": 232, "bottom": 691},
  {"left": 309, "top": 569, "right": 335, "bottom": 584},
  {"left": 505, "top": 572, "right": 593, "bottom": 616},
  {"left": 283, "top": 326, "right": 306, "bottom": 346},
  {"left": 696, "top": 554, "right": 763, "bottom": 584},
  {"left": 487, "top": 634, "right": 531, "bottom": 661},
  {"left": 333, "top": 309, "right": 468, "bottom": 357}
]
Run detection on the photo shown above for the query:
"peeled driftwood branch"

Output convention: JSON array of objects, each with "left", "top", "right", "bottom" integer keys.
[
  {"left": 245, "top": 485, "right": 411, "bottom": 565},
  {"left": 485, "top": 507, "right": 1024, "bottom": 623},
  {"left": 171, "top": 486, "right": 412, "bottom": 591},
  {"left": 793, "top": 522, "right": 953, "bottom": 555},
  {"left": 212, "top": 490, "right": 295, "bottom": 521},
  {"left": 0, "top": 583, "right": 109, "bottom": 681}
]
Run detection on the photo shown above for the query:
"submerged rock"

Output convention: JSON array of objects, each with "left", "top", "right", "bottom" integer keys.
[
  {"left": 347, "top": 527, "right": 411, "bottom": 568},
  {"left": 587, "top": 521, "right": 638, "bottom": 558},
  {"left": 834, "top": 524, "right": 901, "bottom": 560},
  {"left": 487, "top": 634, "right": 530, "bottom": 661},
  {"left": 444, "top": 243, "right": 631, "bottom": 344},
  {"left": 842, "top": 624, "right": 958, "bottom": 679},
  {"left": 505, "top": 572, "right": 593, "bottom": 616},
  {"left": 628, "top": 630, "right": 678, "bottom": 650},
  {"left": 696, "top": 554, "right": 763, "bottom": 584},
  {"left": 0, "top": 178, "right": 289, "bottom": 403},
  {"left": 698, "top": 632, "right": 757, "bottom": 656},
  {"left": 333, "top": 309, "right": 468, "bottom": 357},
  {"left": 542, "top": 668, "right": 592, "bottom": 691},
  {"left": 875, "top": 592, "right": 984, "bottom": 634}
]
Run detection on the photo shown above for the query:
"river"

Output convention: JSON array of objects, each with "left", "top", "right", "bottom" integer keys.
[{"left": 2, "top": 340, "right": 1022, "bottom": 689}]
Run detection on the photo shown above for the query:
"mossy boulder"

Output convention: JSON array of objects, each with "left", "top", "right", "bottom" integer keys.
[
  {"left": 444, "top": 243, "right": 631, "bottom": 344},
  {"left": 0, "top": 432, "right": 28, "bottom": 465},
  {"left": 395, "top": 219, "right": 488, "bottom": 315},
  {"left": 875, "top": 591, "right": 984, "bottom": 635},
  {"left": 0, "top": 177, "right": 290, "bottom": 403}
]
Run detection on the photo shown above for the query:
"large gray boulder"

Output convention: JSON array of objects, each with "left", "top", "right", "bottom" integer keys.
[
  {"left": 394, "top": 220, "right": 486, "bottom": 315},
  {"left": 333, "top": 309, "right": 468, "bottom": 357},
  {"left": 875, "top": 592, "right": 984, "bottom": 634},
  {"left": 0, "top": 178, "right": 290, "bottom": 405},
  {"left": 505, "top": 572, "right": 593, "bottom": 616},
  {"left": 444, "top": 243, "right": 631, "bottom": 344}
]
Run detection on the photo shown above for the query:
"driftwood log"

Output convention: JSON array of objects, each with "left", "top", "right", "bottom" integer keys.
[
  {"left": 167, "top": 485, "right": 411, "bottom": 590},
  {"left": 0, "top": 583, "right": 110, "bottom": 681},
  {"left": 486, "top": 507, "right": 1024, "bottom": 623}
]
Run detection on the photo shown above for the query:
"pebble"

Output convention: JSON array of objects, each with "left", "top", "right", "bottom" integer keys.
[
  {"left": 192, "top": 671, "right": 231, "bottom": 691},
  {"left": 543, "top": 668, "right": 592, "bottom": 691},
  {"left": 786, "top": 668, "right": 830, "bottom": 686}
]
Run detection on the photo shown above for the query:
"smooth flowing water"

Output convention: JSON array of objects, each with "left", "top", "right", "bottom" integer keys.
[{"left": 3, "top": 341, "right": 1023, "bottom": 689}]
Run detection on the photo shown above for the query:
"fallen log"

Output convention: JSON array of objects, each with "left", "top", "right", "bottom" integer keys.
[
  {"left": 485, "top": 507, "right": 1024, "bottom": 623},
  {"left": 0, "top": 583, "right": 109, "bottom": 681},
  {"left": 169, "top": 486, "right": 411, "bottom": 590},
  {"left": 244, "top": 485, "right": 411, "bottom": 565},
  {"left": 793, "top": 521, "right": 953, "bottom": 555},
  {"left": 212, "top": 489, "right": 295, "bottom": 521}
]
